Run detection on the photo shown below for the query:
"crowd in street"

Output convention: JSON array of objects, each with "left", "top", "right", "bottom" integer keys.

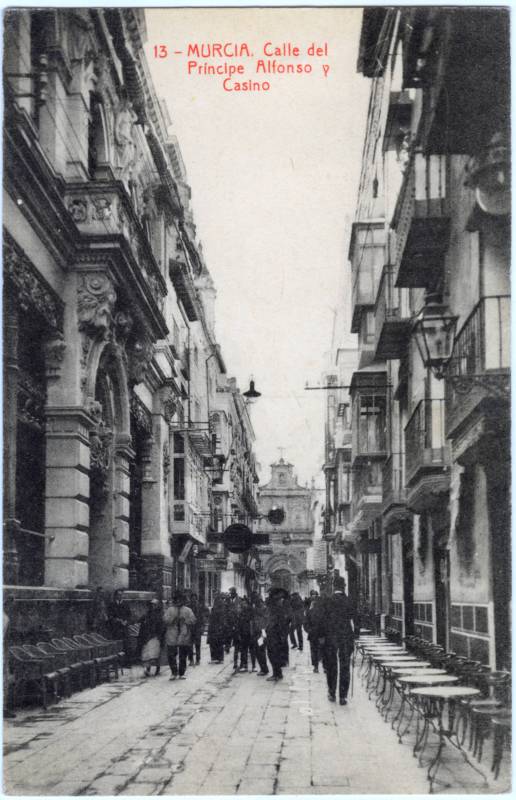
[{"left": 89, "top": 577, "right": 359, "bottom": 706}]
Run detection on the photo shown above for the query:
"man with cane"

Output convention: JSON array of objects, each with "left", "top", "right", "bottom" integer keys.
[{"left": 314, "top": 576, "right": 358, "bottom": 705}]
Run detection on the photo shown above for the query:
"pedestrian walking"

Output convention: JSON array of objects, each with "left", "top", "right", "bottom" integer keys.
[
  {"left": 207, "top": 594, "right": 227, "bottom": 663},
  {"left": 137, "top": 598, "right": 164, "bottom": 677},
  {"left": 289, "top": 592, "right": 305, "bottom": 651},
  {"left": 313, "top": 577, "right": 357, "bottom": 705},
  {"left": 265, "top": 587, "right": 290, "bottom": 681},
  {"left": 163, "top": 592, "right": 196, "bottom": 680},
  {"left": 107, "top": 589, "right": 132, "bottom": 665},
  {"left": 186, "top": 592, "right": 207, "bottom": 665},
  {"left": 224, "top": 587, "right": 241, "bottom": 662},
  {"left": 304, "top": 589, "right": 322, "bottom": 673},
  {"left": 250, "top": 593, "right": 269, "bottom": 675},
  {"left": 234, "top": 596, "right": 253, "bottom": 672}
]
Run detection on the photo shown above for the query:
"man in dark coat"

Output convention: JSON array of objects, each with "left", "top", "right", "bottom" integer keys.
[
  {"left": 289, "top": 592, "right": 305, "bottom": 651},
  {"left": 313, "top": 577, "right": 357, "bottom": 705},
  {"left": 265, "top": 587, "right": 290, "bottom": 681},
  {"left": 108, "top": 589, "right": 132, "bottom": 665},
  {"left": 304, "top": 590, "right": 322, "bottom": 673}
]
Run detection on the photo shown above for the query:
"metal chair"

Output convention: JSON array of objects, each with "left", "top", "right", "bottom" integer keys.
[
  {"left": 52, "top": 637, "right": 96, "bottom": 689},
  {"left": 9, "top": 646, "right": 56, "bottom": 708}
]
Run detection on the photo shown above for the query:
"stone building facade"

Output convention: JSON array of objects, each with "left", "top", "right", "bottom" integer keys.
[
  {"left": 342, "top": 8, "right": 510, "bottom": 668},
  {"left": 3, "top": 9, "right": 259, "bottom": 636},
  {"left": 257, "top": 460, "right": 314, "bottom": 596}
]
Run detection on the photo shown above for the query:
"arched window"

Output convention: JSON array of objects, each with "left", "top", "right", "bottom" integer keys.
[{"left": 88, "top": 93, "right": 108, "bottom": 179}]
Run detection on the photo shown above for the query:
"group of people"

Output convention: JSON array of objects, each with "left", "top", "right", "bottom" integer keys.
[
  {"left": 90, "top": 577, "right": 358, "bottom": 705},
  {"left": 207, "top": 577, "right": 359, "bottom": 705}
]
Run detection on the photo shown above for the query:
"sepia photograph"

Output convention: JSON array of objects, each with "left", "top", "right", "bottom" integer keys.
[{"left": 2, "top": 4, "right": 511, "bottom": 796}]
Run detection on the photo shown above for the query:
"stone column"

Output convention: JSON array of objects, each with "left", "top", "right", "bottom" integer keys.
[
  {"left": 112, "top": 434, "right": 134, "bottom": 589},
  {"left": 44, "top": 407, "right": 92, "bottom": 587},
  {"left": 3, "top": 292, "right": 20, "bottom": 584},
  {"left": 138, "top": 394, "right": 175, "bottom": 598}
]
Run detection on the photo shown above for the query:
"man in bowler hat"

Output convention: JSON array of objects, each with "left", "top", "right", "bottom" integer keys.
[{"left": 313, "top": 576, "right": 357, "bottom": 704}]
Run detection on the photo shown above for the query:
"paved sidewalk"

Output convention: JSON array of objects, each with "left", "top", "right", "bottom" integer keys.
[{"left": 3, "top": 645, "right": 508, "bottom": 795}]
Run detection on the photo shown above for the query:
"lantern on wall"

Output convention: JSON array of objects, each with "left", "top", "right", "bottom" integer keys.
[
  {"left": 412, "top": 299, "right": 458, "bottom": 379},
  {"left": 466, "top": 132, "right": 510, "bottom": 216}
]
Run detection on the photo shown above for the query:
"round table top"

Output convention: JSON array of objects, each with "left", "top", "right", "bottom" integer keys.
[
  {"left": 398, "top": 674, "right": 459, "bottom": 685},
  {"left": 381, "top": 660, "right": 431, "bottom": 667},
  {"left": 391, "top": 667, "right": 447, "bottom": 675},
  {"left": 410, "top": 686, "right": 481, "bottom": 699},
  {"left": 374, "top": 656, "right": 423, "bottom": 662}
]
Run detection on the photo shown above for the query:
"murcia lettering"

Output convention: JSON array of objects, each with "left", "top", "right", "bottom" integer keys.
[{"left": 187, "top": 43, "right": 252, "bottom": 58}]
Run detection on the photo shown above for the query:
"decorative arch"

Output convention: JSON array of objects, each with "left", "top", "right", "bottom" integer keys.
[
  {"left": 85, "top": 339, "right": 130, "bottom": 436},
  {"left": 263, "top": 550, "right": 305, "bottom": 577}
]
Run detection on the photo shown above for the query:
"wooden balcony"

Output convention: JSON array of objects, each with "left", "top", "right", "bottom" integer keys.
[
  {"left": 446, "top": 295, "right": 510, "bottom": 442},
  {"left": 405, "top": 398, "right": 450, "bottom": 510},
  {"left": 351, "top": 460, "right": 382, "bottom": 530},
  {"left": 349, "top": 221, "right": 386, "bottom": 333},
  {"left": 374, "top": 266, "right": 411, "bottom": 360},
  {"left": 392, "top": 152, "right": 450, "bottom": 290}
]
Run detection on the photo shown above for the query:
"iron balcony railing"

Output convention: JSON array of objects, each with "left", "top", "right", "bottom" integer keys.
[
  {"left": 405, "top": 398, "right": 449, "bottom": 483},
  {"left": 448, "top": 295, "right": 510, "bottom": 377},
  {"left": 445, "top": 295, "right": 510, "bottom": 435}
]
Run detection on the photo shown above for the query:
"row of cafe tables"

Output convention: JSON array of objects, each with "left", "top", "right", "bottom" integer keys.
[{"left": 356, "top": 634, "right": 485, "bottom": 792}]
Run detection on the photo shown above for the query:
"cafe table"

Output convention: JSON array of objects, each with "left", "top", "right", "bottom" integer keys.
[
  {"left": 368, "top": 658, "right": 431, "bottom": 701},
  {"left": 394, "top": 674, "right": 459, "bottom": 743},
  {"left": 410, "top": 685, "right": 484, "bottom": 791},
  {"left": 378, "top": 667, "right": 447, "bottom": 719}
]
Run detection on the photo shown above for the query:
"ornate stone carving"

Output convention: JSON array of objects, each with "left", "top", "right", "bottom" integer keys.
[
  {"left": 114, "top": 310, "right": 133, "bottom": 344},
  {"left": 128, "top": 338, "right": 154, "bottom": 385},
  {"left": 163, "top": 442, "right": 170, "bottom": 487},
  {"left": 92, "top": 197, "right": 112, "bottom": 221},
  {"left": 163, "top": 396, "right": 177, "bottom": 423},
  {"left": 114, "top": 98, "right": 137, "bottom": 184},
  {"left": 85, "top": 397, "right": 103, "bottom": 424},
  {"left": 4, "top": 233, "right": 64, "bottom": 331},
  {"left": 77, "top": 272, "right": 116, "bottom": 337},
  {"left": 90, "top": 426, "right": 113, "bottom": 496},
  {"left": 17, "top": 368, "right": 46, "bottom": 430},
  {"left": 130, "top": 394, "right": 152, "bottom": 435},
  {"left": 68, "top": 198, "right": 88, "bottom": 223},
  {"left": 44, "top": 334, "right": 66, "bottom": 380}
]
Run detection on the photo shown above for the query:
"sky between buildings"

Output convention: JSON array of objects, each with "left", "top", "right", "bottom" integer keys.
[{"left": 145, "top": 8, "right": 370, "bottom": 487}]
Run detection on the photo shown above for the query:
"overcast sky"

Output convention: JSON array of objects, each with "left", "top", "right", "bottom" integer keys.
[{"left": 145, "top": 8, "right": 370, "bottom": 487}]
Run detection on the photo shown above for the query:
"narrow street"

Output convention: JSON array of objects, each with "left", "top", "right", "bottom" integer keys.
[
  {"left": 3, "top": 646, "right": 423, "bottom": 796},
  {"left": 4, "top": 643, "right": 506, "bottom": 797}
]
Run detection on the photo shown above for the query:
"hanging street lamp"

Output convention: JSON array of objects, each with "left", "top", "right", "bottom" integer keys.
[
  {"left": 243, "top": 377, "right": 262, "bottom": 400},
  {"left": 412, "top": 297, "right": 458, "bottom": 379}
]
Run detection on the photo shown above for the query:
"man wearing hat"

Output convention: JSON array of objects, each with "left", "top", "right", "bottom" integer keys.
[
  {"left": 163, "top": 592, "right": 196, "bottom": 680},
  {"left": 314, "top": 577, "right": 357, "bottom": 704},
  {"left": 265, "top": 587, "right": 290, "bottom": 681}
]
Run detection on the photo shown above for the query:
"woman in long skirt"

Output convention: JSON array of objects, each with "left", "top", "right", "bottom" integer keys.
[{"left": 138, "top": 598, "right": 164, "bottom": 676}]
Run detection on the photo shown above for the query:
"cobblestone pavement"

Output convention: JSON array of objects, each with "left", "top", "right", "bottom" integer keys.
[{"left": 3, "top": 644, "right": 510, "bottom": 795}]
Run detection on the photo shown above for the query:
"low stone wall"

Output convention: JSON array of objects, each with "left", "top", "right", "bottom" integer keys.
[{"left": 3, "top": 586, "right": 154, "bottom": 643}]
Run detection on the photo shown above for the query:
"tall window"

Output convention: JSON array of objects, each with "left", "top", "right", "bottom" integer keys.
[{"left": 357, "top": 393, "right": 386, "bottom": 454}]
